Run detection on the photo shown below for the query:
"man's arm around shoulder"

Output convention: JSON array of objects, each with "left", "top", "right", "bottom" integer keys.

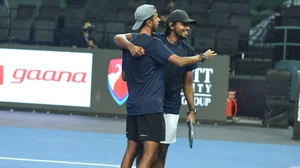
[{"left": 113, "top": 33, "right": 144, "bottom": 56}]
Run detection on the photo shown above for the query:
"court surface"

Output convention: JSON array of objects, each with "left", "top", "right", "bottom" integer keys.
[{"left": 0, "top": 111, "right": 300, "bottom": 168}]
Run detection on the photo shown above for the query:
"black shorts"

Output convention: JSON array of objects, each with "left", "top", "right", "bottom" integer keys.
[{"left": 126, "top": 112, "right": 165, "bottom": 142}]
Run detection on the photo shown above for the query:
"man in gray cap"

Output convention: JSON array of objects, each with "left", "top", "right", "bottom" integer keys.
[{"left": 119, "top": 5, "right": 216, "bottom": 168}]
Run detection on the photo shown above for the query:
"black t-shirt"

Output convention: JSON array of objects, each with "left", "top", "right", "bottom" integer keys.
[
  {"left": 131, "top": 33, "right": 198, "bottom": 114},
  {"left": 154, "top": 33, "right": 198, "bottom": 114},
  {"left": 122, "top": 34, "right": 174, "bottom": 116}
]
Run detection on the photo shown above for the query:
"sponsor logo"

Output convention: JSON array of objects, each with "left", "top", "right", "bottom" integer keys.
[
  {"left": 11, "top": 69, "right": 87, "bottom": 84},
  {"left": 181, "top": 68, "right": 214, "bottom": 107},
  {"left": 0, "top": 66, "right": 3, "bottom": 85},
  {"left": 108, "top": 58, "right": 128, "bottom": 106}
]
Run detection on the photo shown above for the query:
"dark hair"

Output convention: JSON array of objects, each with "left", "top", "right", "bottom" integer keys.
[{"left": 164, "top": 21, "right": 177, "bottom": 36}]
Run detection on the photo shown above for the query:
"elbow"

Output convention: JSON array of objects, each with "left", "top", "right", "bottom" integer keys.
[
  {"left": 113, "top": 35, "right": 119, "bottom": 44},
  {"left": 177, "top": 61, "right": 185, "bottom": 67}
]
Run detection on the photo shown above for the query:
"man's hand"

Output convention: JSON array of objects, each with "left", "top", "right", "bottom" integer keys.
[
  {"left": 186, "top": 111, "right": 196, "bottom": 125},
  {"left": 204, "top": 49, "right": 217, "bottom": 59},
  {"left": 128, "top": 44, "right": 145, "bottom": 57}
]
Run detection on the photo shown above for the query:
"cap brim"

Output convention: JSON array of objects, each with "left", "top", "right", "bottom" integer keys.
[
  {"left": 182, "top": 19, "right": 197, "bottom": 25},
  {"left": 132, "top": 21, "right": 143, "bottom": 30}
]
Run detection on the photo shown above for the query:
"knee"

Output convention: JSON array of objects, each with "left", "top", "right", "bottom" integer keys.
[
  {"left": 158, "top": 145, "right": 169, "bottom": 158},
  {"left": 142, "top": 149, "right": 159, "bottom": 161}
]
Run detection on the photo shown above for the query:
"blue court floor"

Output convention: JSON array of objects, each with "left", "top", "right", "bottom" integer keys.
[{"left": 0, "top": 126, "right": 300, "bottom": 168}]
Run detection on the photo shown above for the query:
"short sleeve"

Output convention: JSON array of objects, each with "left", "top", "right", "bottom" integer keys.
[
  {"left": 122, "top": 49, "right": 129, "bottom": 72},
  {"left": 130, "top": 33, "right": 138, "bottom": 38},
  {"left": 147, "top": 38, "right": 174, "bottom": 65},
  {"left": 185, "top": 48, "right": 198, "bottom": 71}
]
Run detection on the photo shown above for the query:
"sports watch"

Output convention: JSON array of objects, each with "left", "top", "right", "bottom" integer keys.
[{"left": 200, "top": 53, "right": 206, "bottom": 62}]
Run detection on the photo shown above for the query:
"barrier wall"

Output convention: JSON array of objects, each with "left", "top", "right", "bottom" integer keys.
[
  {"left": 229, "top": 76, "right": 266, "bottom": 118},
  {"left": 0, "top": 45, "right": 230, "bottom": 122}
]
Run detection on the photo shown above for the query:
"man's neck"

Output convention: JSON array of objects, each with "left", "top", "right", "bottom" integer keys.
[
  {"left": 167, "top": 32, "right": 180, "bottom": 45},
  {"left": 139, "top": 27, "right": 152, "bottom": 36}
]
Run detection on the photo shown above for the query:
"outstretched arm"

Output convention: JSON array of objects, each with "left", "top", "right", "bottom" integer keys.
[
  {"left": 168, "top": 49, "right": 216, "bottom": 67},
  {"left": 149, "top": 38, "right": 217, "bottom": 67},
  {"left": 113, "top": 33, "right": 144, "bottom": 56}
]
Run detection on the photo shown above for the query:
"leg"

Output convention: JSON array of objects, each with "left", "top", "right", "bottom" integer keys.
[
  {"left": 137, "top": 140, "right": 160, "bottom": 168},
  {"left": 152, "top": 144, "right": 169, "bottom": 168},
  {"left": 121, "top": 139, "right": 141, "bottom": 168},
  {"left": 136, "top": 113, "right": 166, "bottom": 168},
  {"left": 121, "top": 115, "right": 140, "bottom": 168},
  {"left": 152, "top": 113, "right": 179, "bottom": 168},
  {"left": 135, "top": 142, "right": 143, "bottom": 167}
]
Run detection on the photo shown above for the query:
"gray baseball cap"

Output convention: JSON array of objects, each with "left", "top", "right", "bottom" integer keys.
[
  {"left": 132, "top": 4, "right": 157, "bottom": 30},
  {"left": 166, "top": 9, "right": 197, "bottom": 25}
]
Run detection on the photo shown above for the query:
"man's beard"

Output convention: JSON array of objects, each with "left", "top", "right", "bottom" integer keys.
[
  {"left": 151, "top": 24, "right": 157, "bottom": 32},
  {"left": 175, "top": 29, "right": 189, "bottom": 40}
]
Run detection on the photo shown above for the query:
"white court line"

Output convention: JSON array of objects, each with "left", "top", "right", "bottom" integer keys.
[{"left": 0, "top": 157, "right": 136, "bottom": 168}]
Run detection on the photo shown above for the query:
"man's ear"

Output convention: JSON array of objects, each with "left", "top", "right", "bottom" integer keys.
[
  {"left": 146, "top": 19, "right": 153, "bottom": 27},
  {"left": 168, "top": 22, "right": 175, "bottom": 29}
]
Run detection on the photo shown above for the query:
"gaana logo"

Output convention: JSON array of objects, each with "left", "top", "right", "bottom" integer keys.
[
  {"left": 107, "top": 58, "right": 128, "bottom": 106},
  {"left": 11, "top": 69, "right": 87, "bottom": 83},
  {"left": 0, "top": 66, "right": 87, "bottom": 84}
]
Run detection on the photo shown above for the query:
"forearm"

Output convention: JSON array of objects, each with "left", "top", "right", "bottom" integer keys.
[
  {"left": 183, "top": 82, "right": 195, "bottom": 111},
  {"left": 113, "top": 34, "right": 133, "bottom": 50},
  {"left": 168, "top": 54, "right": 201, "bottom": 67}
]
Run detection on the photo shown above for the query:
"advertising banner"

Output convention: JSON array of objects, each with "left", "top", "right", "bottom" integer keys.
[
  {"left": 0, "top": 48, "right": 93, "bottom": 107},
  {"left": 179, "top": 56, "right": 230, "bottom": 122},
  {"left": 0, "top": 46, "right": 230, "bottom": 123}
]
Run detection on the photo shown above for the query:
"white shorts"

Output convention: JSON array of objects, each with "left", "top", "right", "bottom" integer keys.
[{"left": 161, "top": 113, "right": 180, "bottom": 144}]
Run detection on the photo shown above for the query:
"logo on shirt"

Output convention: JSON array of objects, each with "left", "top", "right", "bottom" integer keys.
[
  {"left": 181, "top": 68, "right": 214, "bottom": 107},
  {"left": 0, "top": 66, "right": 3, "bottom": 85},
  {"left": 107, "top": 58, "right": 128, "bottom": 106}
]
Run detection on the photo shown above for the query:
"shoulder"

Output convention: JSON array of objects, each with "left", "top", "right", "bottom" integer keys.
[
  {"left": 150, "top": 36, "right": 164, "bottom": 44},
  {"left": 152, "top": 32, "right": 165, "bottom": 39}
]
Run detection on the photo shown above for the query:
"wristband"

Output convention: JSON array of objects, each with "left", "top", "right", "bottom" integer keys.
[
  {"left": 200, "top": 53, "right": 206, "bottom": 62},
  {"left": 189, "top": 108, "right": 196, "bottom": 114}
]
